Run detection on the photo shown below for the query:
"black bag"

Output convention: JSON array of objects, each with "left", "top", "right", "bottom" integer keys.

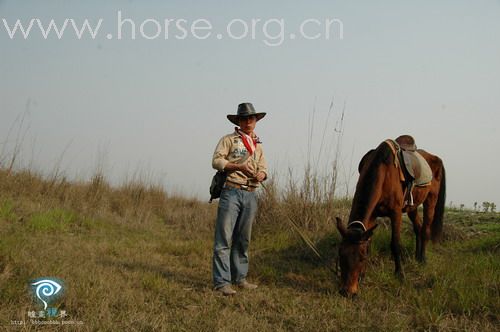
[{"left": 209, "top": 171, "right": 227, "bottom": 203}]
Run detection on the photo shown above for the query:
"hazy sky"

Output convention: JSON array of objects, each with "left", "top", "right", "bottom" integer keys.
[{"left": 1, "top": 1, "right": 499, "bottom": 207}]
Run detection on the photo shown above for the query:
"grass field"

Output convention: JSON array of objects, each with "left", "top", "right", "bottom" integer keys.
[{"left": 0, "top": 169, "right": 498, "bottom": 331}]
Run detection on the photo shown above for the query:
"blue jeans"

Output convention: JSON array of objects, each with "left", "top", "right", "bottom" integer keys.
[{"left": 212, "top": 187, "right": 258, "bottom": 288}]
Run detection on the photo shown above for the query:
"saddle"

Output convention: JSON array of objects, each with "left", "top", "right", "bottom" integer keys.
[
  {"left": 395, "top": 135, "right": 417, "bottom": 152},
  {"left": 395, "top": 135, "right": 433, "bottom": 186},
  {"left": 388, "top": 135, "right": 433, "bottom": 206}
]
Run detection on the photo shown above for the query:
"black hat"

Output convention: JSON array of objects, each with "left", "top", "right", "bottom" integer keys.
[{"left": 227, "top": 102, "right": 266, "bottom": 125}]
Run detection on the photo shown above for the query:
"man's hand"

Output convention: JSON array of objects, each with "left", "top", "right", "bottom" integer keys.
[
  {"left": 224, "top": 161, "right": 254, "bottom": 177},
  {"left": 238, "top": 161, "right": 255, "bottom": 177},
  {"left": 255, "top": 171, "right": 266, "bottom": 182}
]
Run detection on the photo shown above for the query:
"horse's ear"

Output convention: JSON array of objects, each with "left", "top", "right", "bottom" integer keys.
[
  {"left": 336, "top": 217, "right": 347, "bottom": 238},
  {"left": 361, "top": 224, "right": 378, "bottom": 240}
]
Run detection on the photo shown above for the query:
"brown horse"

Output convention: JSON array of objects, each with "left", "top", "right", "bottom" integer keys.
[{"left": 336, "top": 138, "right": 446, "bottom": 297}]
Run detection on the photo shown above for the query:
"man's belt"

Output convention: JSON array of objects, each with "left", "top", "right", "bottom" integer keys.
[{"left": 224, "top": 181, "right": 257, "bottom": 192}]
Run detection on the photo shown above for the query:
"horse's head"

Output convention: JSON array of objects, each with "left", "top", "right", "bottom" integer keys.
[{"left": 335, "top": 217, "right": 378, "bottom": 297}]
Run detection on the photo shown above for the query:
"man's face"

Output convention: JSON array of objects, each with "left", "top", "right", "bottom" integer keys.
[{"left": 238, "top": 115, "right": 257, "bottom": 134}]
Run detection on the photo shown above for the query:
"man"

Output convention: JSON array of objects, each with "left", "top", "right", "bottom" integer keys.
[{"left": 211, "top": 102, "right": 268, "bottom": 296}]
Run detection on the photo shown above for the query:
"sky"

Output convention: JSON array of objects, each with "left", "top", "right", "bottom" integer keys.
[{"left": 1, "top": 0, "right": 499, "bottom": 208}]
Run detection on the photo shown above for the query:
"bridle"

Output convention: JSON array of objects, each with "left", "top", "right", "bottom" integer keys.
[
  {"left": 344, "top": 221, "right": 370, "bottom": 244},
  {"left": 337, "top": 221, "right": 372, "bottom": 286},
  {"left": 347, "top": 220, "right": 366, "bottom": 232},
  {"left": 336, "top": 221, "right": 370, "bottom": 277}
]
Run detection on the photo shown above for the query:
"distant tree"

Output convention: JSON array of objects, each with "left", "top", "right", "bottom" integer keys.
[
  {"left": 460, "top": 204, "right": 464, "bottom": 211},
  {"left": 482, "top": 201, "right": 490, "bottom": 213},
  {"left": 474, "top": 202, "right": 478, "bottom": 211},
  {"left": 490, "top": 202, "right": 497, "bottom": 213}
]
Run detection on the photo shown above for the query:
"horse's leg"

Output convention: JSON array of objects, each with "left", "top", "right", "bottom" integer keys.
[
  {"left": 361, "top": 219, "right": 375, "bottom": 283},
  {"left": 421, "top": 198, "right": 436, "bottom": 263},
  {"left": 366, "top": 217, "right": 376, "bottom": 256},
  {"left": 390, "top": 212, "right": 404, "bottom": 279},
  {"left": 407, "top": 208, "right": 423, "bottom": 262}
]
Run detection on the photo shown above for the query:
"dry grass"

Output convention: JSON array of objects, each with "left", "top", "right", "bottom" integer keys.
[{"left": 0, "top": 167, "right": 498, "bottom": 331}]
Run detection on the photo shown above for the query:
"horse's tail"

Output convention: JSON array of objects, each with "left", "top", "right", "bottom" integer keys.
[{"left": 431, "top": 162, "right": 446, "bottom": 243}]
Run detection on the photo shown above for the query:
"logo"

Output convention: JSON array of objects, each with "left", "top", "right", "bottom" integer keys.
[
  {"left": 30, "top": 278, "right": 64, "bottom": 310},
  {"left": 12, "top": 277, "right": 84, "bottom": 325}
]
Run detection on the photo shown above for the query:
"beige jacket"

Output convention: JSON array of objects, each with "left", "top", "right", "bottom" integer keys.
[{"left": 212, "top": 130, "right": 268, "bottom": 187}]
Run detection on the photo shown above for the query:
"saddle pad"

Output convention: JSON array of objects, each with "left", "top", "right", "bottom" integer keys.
[{"left": 401, "top": 150, "right": 433, "bottom": 186}]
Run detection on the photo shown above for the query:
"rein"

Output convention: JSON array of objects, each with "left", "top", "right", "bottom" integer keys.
[
  {"left": 260, "top": 183, "right": 339, "bottom": 277},
  {"left": 285, "top": 215, "right": 339, "bottom": 276}
]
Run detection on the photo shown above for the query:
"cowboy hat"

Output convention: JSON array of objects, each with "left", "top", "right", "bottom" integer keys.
[{"left": 227, "top": 102, "right": 266, "bottom": 125}]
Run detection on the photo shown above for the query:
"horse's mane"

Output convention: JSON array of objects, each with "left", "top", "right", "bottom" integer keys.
[{"left": 349, "top": 142, "right": 394, "bottom": 223}]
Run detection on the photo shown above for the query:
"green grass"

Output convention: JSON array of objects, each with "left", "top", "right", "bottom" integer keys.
[
  {"left": 0, "top": 170, "right": 498, "bottom": 331},
  {"left": 27, "top": 209, "right": 77, "bottom": 231}
]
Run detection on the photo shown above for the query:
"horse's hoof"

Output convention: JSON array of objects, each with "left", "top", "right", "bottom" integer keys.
[{"left": 416, "top": 252, "right": 426, "bottom": 263}]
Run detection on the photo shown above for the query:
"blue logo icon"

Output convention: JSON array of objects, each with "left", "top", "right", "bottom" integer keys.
[{"left": 30, "top": 278, "right": 64, "bottom": 310}]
